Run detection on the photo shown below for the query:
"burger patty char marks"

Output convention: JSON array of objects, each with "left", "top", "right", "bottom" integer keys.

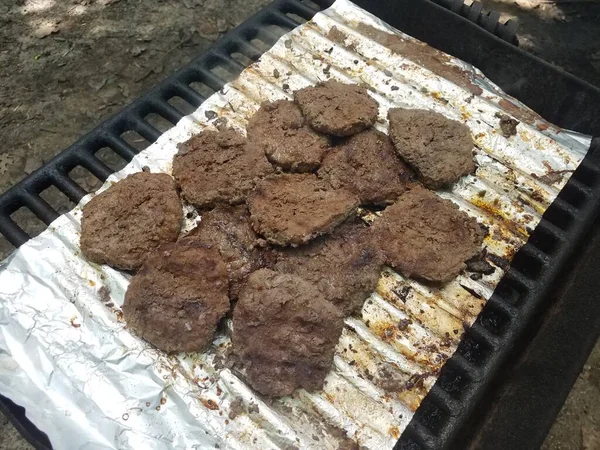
[
  {"left": 295, "top": 80, "right": 379, "bottom": 137},
  {"left": 173, "top": 128, "right": 273, "bottom": 209},
  {"left": 372, "top": 186, "right": 485, "bottom": 282},
  {"left": 248, "top": 173, "right": 359, "bottom": 247},
  {"left": 387, "top": 108, "right": 475, "bottom": 189},
  {"left": 232, "top": 268, "right": 344, "bottom": 397},
  {"left": 80, "top": 172, "right": 182, "bottom": 271},
  {"left": 318, "top": 128, "right": 414, "bottom": 205},
  {"left": 122, "top": 236, "right": 230, "bottom": 353},
  {"left": 247, "top": 99, "right": 330, "bottom": 172}
]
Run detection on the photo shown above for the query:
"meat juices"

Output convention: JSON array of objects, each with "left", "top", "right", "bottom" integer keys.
[
  {"left": 246, "top": 100, "right": 330, "bottom": 172},
  {"left": 122, "top": 236, "right": 230, "bottom": 353},
  {"left": 294, "top": 80, "right": 379, "bottom": 137},
  {"left": 373, "top": 187, "right": 485, "bottom": 282},
  {"left": 189, "top": 205, "right": 274, "bottom": 300},
  {"left": 275, "top": 218, "right": 384, "bottom": 315},
  {"left": 80, "top": 172, "right": 182, "bottom": 271},
  {"left": 318, "top": 129, "right": 413, "bottom": 205},
  {"left": 172, "top": 128, "right": 273, "bottom": 209},
  {"left": 232, "top": 269, "right": 344, "bottom": 397},
  {"left": 248, "top": 173, "right": 359, "bottom": 246},
  {"left": 387, "top": 108, "right": 475, "bottom": 189}
]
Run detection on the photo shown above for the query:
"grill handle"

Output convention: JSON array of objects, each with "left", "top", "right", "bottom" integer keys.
[{"left": 431, "top": 0, "right": 518, "bottom": 45}]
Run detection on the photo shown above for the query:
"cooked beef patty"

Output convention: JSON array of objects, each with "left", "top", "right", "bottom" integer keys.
[
  {"left": 294, "top": 81, "right": 379, "bottom": 137},
  {"left": 387, "top": 108, "right": 475, "bottom": 189},
  {"left": 189, "top": 205, "right": 275, "bottom": 300},
  {"left": 318, "top": 129, "right": 414, "bottom": 205},
  {"left": 80, "top": 172, "right": 182, "bottom": 271},
  {"left": 373, "top": 186, "right": 485, "bottom": 282},
  {"left": 275, "top": 218, "right": 384, "bottom": 315},
  {"left": 122, "top": 236, "right": 230, "bottom": 353},
  {"left": 232, "top": 269, "right": 344, "bottom": 397},
  {"left": 246, "top": 100, "right": 330, "bottom": 172},
  {"left": 172, "top": 128, "right": 273, "bottom": 209},
  {"left": 248, "top": 173, "right": 359, "bottom": 246}
]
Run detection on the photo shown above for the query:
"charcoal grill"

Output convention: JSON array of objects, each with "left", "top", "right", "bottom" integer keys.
[{"left": 1, "top": 0, "right": 600, "bottom": 449}]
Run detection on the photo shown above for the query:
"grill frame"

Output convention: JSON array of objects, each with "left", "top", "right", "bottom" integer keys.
[{"left": 1, "top": 1, "right": 600, "bottom": 449}]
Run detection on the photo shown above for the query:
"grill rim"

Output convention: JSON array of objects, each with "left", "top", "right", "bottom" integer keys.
[{"left": 2, "top": 1, "right": 600, "bottom": 449}]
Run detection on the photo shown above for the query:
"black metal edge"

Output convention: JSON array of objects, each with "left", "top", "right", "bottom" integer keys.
[
  {"left": 431, "top": 0, "right": 518, "bottom": 44},
  {"left": 0, "top": 1, "right": 332, "bottom": 448},
  {"left": 395, "top": 138, "right": 600, "bottom": 450},
  {"left": 0, "top": 395, "right": 51, "bottom": 450}
]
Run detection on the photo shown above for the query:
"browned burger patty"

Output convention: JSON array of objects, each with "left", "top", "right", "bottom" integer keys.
[
  {"left": 189, "top": 205, "right": 275, "bottom": 300},
  {"left": 318, "top": 129, "right": 414, "bottom": 205},
  {"left": 294, "top": 81, "right": 379, "bottom": 137},
  {"left": 387, "top": 108, "right": 475, "bottom": 189},
  {"left": 122, "top": 236, "right": 230, "bottom": 353},
  {"left": 232, "top": 269, "right": 344, "bottom": 397},
  {"left": 373, "top": 186, "right": 485, "bottom": 282},
  {"left": 248, "top": 173, "right": 359, "bottom": 246},
  {"left": 172, "top": 128, "right": 273, "bottom": 209},
  {"left": 246, "top": 100, "right": 330, "bottom": 172},
  {"left": 80, "top": 172, "right": 182, "bottom": 271},
  {"left": 275, "top": 218, "right": 384, "bottom": 315}
]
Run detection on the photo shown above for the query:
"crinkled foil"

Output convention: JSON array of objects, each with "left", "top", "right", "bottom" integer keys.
[{"left": 0, "top": 1, "right": 592, "bottom": 448}]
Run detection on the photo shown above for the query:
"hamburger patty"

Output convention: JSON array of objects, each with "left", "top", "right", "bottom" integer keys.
[
  {"left": 248, "top": 173, "right": 359, "bottom": 246},
  {"left": 173, "top": 128, "right": 273, "bottom": 209},
  {"left": 275, "top": 218, "right": 384, "bottom": 315},
  {"left": 122, "top": 236, "right": 230, "bottom": 353},
  {"left": 246, "top": 99, "right": 330, "bottom": 172},
  {"left": 232, "top": 269, "right": 344, "bottom": 397},
  {"left": 318, "top": 129, "right": 414, "bottom": 205},
  {"left": 387, "top": 108, "right": 475, "bottom": 189},
  {"left": 294, "top": 81, "right": 379, "bottom": 137},
  {"left": 189, "top": 205, "right": 275, "bottom": 300},
  {"left": 373, "top": 186, "right": 485, "bottom": 282},
  {"left": 80, "top": 172, "right": 182, "bottom": 271}
]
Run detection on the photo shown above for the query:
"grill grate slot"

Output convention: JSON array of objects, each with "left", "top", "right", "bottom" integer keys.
[
  {"left": 510, "top": 248, "right": 545, "bottom": 279},
  {"left": 39, "top": 185, "right": 75, "bottom": 216},
  {"left": 542, "top": 201, "right": 574, "bottom": 230},
  {"left": 119, "top": 130, "right": 150, "bottom": 152},
  {"left": 528, "top": 220, "right": 563, "bottom": 254},
  {"left": 66, "top": 166, "right": 102, "bottom": 195},
  {"left": 166, "top": 96, "right": 197, "bottom": 116},
  {"left": 143, "top": 113, "right": 174, "bottom": 134},
  {"left": 95, "top": 147, "right": 128, "bottom": 173},
  {"left": 189, "top": 81, "right": 216, "bottom": 100},
  {"left": 10, "top": 208, "right": 47, "bottom": 241},
  {"left": 436, "top": 366, "right": 470, "bottom": 399},
  {"left": 475, "top": 307, "right": 510, "bottom": 338},
  {"left": 413, "top": 399, "right": 448, "bottom": 434},
  {"left": 457, "top": 335, "right": 492, "bottom": 366}
]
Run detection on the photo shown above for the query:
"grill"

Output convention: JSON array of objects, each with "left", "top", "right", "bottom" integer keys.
[{"left": 1, "top": 1, "right": 600, "bottom": 449}]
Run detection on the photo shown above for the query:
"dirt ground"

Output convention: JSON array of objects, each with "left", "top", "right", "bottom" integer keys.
[{"left": 0, "top": 0, "right": 599, "bottom": 449}]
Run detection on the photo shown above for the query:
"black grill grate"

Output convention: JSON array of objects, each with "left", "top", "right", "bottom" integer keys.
[{"left": 2, "top": 1, "right": 600, "bottom": 450}]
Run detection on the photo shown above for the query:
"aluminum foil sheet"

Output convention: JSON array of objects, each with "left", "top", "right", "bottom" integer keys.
[{"left": 0, "top": 1, "right": 592, "bottom": 448}]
